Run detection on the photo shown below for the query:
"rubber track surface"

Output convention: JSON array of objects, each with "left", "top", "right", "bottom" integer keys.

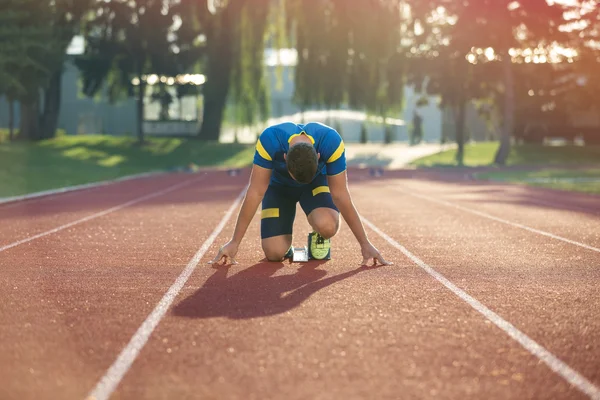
[{"left": 0, "top": 168, "right": 598, "bottom": 400}]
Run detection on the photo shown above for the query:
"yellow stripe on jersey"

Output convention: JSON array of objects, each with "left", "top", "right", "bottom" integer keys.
[
  {"left": 256, "top": 139, "right": 272, "bottom": 161},
  {"left": 288, "top": 132, "right": 315, "bottom": 144},
  {"left": 312, "top": 186, "right": 330, "bottom": 196},
  {"left": 326, "top": 141, "right": 345, "bottom": 163}
]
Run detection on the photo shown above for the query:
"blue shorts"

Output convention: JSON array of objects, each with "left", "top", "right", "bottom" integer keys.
[{"left": 260, "top": 173, "right": 339, "bottom": 239}]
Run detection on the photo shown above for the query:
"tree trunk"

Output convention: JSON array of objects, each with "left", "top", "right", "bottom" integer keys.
[
  {"left": 198, "top": 7, "right": 239, "bottom": 141},
  {"left": 136, "top": 80, "right": 146, "bottom": 144},
  {"left": 178, "top": 96, "right": 183, "bottom": 120},
  {"left": 40, "top": 69, "right": 62, "bottom": 139},
  {"left": 455, "top": 99, "right": 467, "bottom": 166},
  {"left": 494, "top": 50, "right": 514, "bottom": 165},
  {"left": 8, "top": 99, "right": 14, "bottom": 141},
  {"left": 360, "top": 121, "right": 368, "bottom": 143},
  {"left": 19, "top": 96, "right": 41, "bottom": 141}
]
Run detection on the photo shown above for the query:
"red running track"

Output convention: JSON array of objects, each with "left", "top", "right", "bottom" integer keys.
[{"left": 0, "top": 168, "right": 599, "bottom": 400}]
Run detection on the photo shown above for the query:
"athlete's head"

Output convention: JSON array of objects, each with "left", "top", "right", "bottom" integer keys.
[{"left": 286, "top": 142, "right": 318, "bottom": 184}]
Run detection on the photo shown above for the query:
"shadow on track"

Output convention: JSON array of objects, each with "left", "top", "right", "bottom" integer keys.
[{"left": 172, "top": 261, "right": 383, "bottom": 320}]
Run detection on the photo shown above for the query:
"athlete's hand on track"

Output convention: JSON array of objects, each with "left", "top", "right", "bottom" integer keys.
[
  {"left": 360, "top": 242, "right": 392, "bottom": 267},
  {"left": 208, "top": 240, "right": 239, "bottom": 265}
]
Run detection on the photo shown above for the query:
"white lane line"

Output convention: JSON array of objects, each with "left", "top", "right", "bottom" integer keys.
[
  {"left": 85, "top": 187, "right": 246, "bottom": 400},
  {"left": 392, "top": 186, "right": 600, "bottom": 254},
  {"left": 0, "top": 176, "right": 204, "bottom": 254},
  {"left": 0, "top": 171, "right": 166, "bottom": 206},
  {"left": 361, "top": 217, "right": 600, "bottom": 400}
]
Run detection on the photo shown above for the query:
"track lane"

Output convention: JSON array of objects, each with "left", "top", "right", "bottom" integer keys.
[
  {"left": 0, "top": 170, "right": 248, "bottom": 400},
  {"left": 3, "top": 168, "right": 598, "bottom": 400},
  {"left": 0, "top": 173, "right": 200, "bottom": 249},
  {"left": 352, "top": 178, "right": 600, "bottom": 391},
  {"left": 395, "top": 177, "right": 600, "bottom": 249},
  {"left": 102, "top": 177, "right": 587, "bottom": 400}
]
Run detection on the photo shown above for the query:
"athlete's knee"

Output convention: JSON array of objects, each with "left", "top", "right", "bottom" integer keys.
[
  {"left": 263, "top": 248, "right": 286, "bottom": 262},
  {"left": 262, "top": 239, "right": 290, "bottom": 262},
  {"left": 314, "top": 214, "right": 339, "bottom": 239}
]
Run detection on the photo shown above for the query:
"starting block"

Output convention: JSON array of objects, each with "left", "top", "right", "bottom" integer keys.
[{"left": 292, "top": 246, "right": 309, "bottom": 262}]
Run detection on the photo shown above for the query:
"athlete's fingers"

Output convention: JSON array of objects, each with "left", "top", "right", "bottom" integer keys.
[
  {"left": 377, "top": 253, "right": 393, "bottom": 266},
  {"left": 207, "top": 249, "right": 224, "bottom": 264},
  {"left": 218, "top": 252, "right": 238, "bottom": 266},
  {"left": 361, "top": 255, "right": 371, "bottom": 266},
  {"left": 361, "top": 253, "right": 391, "bottom": 267}
]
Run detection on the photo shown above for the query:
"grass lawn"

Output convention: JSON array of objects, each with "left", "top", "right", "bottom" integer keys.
[
  {"left": 0, "top": 134, "right": 254, "bottom": 198},
  {"left": 410, "top": 141, "right": 600, "bottom": 194},
  {"left": 410, "top": 141, "right": 600, "bottom": 167},
  {"left": 0, "top": 129, "right": 12, "bottom": 143},
  {"left": 476, "top": 168, "right": 600, "bottom": 195}
]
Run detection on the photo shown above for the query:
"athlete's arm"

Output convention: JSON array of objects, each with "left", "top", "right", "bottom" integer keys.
[
  {"left": 231, "top": 164, "right": 271, "bottom": 243},
  {"left": 210, "top": 127, "right": 276, "bottom": 265},
  {"left": 208, "top": 164, "right": 271, "bottom": 265},
  {"left": 328, "top": 171, "right": 368, "bottom": 245},
  {"left": 320, "top": 124, "right": 391, "bottom": 266},
  {"left": 328, "top": 171, "right": 391, "bottom": 266}
]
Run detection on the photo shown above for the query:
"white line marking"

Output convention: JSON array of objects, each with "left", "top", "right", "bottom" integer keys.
[
  {"left": 0, "top": 171, "right": 166, "bottom": 206},
  {"left": 85, "top": 187, "right": 246, "bottom": 400},
  {"left": 0, "top": 176, "right": 204, "bottom": 254},
  {"left": 361, "top": 217, "right": 600, "bottom": 400},
  {"left": 392, "top": 187, "right": 600, "bottom": 254}
]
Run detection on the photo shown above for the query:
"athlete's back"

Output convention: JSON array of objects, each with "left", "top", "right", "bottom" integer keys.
[{"left": 253, "top": 121, "right": 346, "bottom": 186}]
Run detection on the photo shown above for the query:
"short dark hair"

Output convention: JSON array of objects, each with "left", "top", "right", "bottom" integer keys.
[{"left": 287, "top": 142, "right": 318, "bottom": 183}]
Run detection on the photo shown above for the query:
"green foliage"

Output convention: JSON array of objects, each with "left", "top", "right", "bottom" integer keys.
[
  {"left": 410, "top": 142, "right": 600, "bottom": 167},
  {"left": 76, "top": 0, "right": 177, "bottom": 102},
  {"left": 0, "top": 129, "right": 10, "bottom": 143},
  {"left": 75, "top": 0, "right": 179, "bottom": 142},
  {"left": 266, "top": 0, "right": 288, "bottom": 91},
  {"left": 229, "top": 1, "right": 271, "bottom": 126},
  {"left": 288, "top": 0, "right": 405, "bottom": 115},
  {"left": 0, "top": 0, "right": 94, "bottom": 140},
  {"left": 0, "top": 0, "right": 57, "bottom": 101},
  {"left": 476, "top": 167, "right": 600, "bottom": 194},
  {"left": 402, "top": 0, "right": 571, "bottom": 165}
]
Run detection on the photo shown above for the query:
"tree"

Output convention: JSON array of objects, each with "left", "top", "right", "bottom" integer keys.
[
  {"left": 176, "top": 0, "right": 242, "bottom": 140},
  {"left": 403, "top": 0, "right": 568, "bottom": 164},
  {"left": 403, "top": 1, "right": 481, "bottom": 163},
  {"left": 76, "top": 0, "right": 177, "bottom": 144},
  {"left": 0, "top": 1, "right": 42, "bottom": 140},
  {"left": 0, "top": 0, "right": 58, "bottom": 141},
  {"left": 459, "top": 0, "right": 567, "bottom": 164},
  {"left": 288, "top": 0, "right": 407, "bottom": 142},
  {"left": 39, "top": 0, "right": 95, "bottom": 140},
  {"left": 0, "top": 0, "right": 94, "bottom": 141},
  {"left": 558, "top": 1, "right": 600, "bottom": 143},
  {"left": 229, "top": 1, "right": 272, "bottom": 128}
]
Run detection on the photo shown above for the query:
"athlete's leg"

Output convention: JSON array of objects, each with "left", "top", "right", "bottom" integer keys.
[
  {"left": 261, "top": 184, "right": 298, "bottom": 262},
  {"left": 299, "top": 175, "right": 340, "bottom": 239},
  {"left": 262, "top": 235, "right": 293, "bottom": 262},
  {"left": 299, "top": 174, "right": 339, "bottom": 260},
  {"left": 307, "top": 208, "right": 339, "bottom": 239}
]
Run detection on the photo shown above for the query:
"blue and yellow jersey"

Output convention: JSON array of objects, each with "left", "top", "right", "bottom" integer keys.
[{"left": 253, "top": 122, "right": 346, "bottom": 186}]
